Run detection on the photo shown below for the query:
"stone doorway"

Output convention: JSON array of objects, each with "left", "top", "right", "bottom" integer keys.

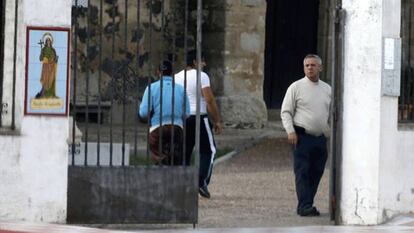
[{"left": 264, "top": 0, "right": 320, "bottom": 109}]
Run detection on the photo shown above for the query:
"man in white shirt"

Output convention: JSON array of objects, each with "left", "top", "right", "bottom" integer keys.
[
  {"left": 280, "top": 54, "right": 331, "bottom": 216},
  {"left": 175, "top": 51, "right": 223, "bottom": 198}
]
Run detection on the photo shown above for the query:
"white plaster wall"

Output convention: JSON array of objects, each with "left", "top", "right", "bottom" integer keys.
[
  {"left": 340, "top": 0, "right": 383, "bottom": 225},
  {"left": 378, "top": 99, "right": 414, "bottom": 219},
  {"left": 377, "top": 0, "right": 412, "bottom": 223},
  {"left": 0, "top": 0, "right": 71, "bottom": 223},
  {"left": 378, "top": 97, "right": 414, "bottom": 221},
  {"left": 341, "top": 0, "right": 414, "bottom": 225},
  {"left": 388, "top": 130, "right": 414, "bottom": 212}
]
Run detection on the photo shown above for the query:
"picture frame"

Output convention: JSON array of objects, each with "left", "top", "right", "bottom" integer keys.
[{"left": 24, "top": 26, "right": 70, "bottom": 116}]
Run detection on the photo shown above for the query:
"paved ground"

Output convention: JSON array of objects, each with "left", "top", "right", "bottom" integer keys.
[
  {"left": 198, "top": 137, "right": 331, "bottom": 228},
  {"left": 2, "top": 221, "right": 414, "bottom": 233}
]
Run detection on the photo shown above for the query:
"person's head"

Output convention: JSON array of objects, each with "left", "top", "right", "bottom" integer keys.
[
  {"left": 186, "top": 50, "right": 206, "bottom": 69},
  {"left": 159, "top": 60, "right": 172, "bottom": 76},
  {"left": 45, "top": 38, "right": 52, "bottom": 47},
  {"left": 303, "top": 54, "right": 322, "bottom": 82}
]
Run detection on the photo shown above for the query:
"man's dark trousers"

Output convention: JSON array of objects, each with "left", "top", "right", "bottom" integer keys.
[
  {"left": 293, "top": 131, "right": 328, "bottom": 214},
  {"left": 185, "top": 115, "right": 216, "bottom": 188}
]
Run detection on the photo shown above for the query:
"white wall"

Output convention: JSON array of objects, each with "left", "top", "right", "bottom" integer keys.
[
  {"left": 341, "top": 0, "right": 414, "bottom": 225},
  {"left": 0, "top": 0, "right": 71, "bottom": 223},
  {"left": 377, "top": 0, "right": 413, "bottom": 223},
  {"left": 341, "top": 0, "right": 383, "bottom": 225},
  {"left": 378, "top": 97, "right": 414, "bottom": 220},
  {"left": 383, "top": 129, "right": 414, "bottom": 213}
]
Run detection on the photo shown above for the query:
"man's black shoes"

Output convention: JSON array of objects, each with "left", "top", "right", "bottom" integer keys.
[
  {"left": 199, "top": 185, "right": 211, "bottom": 198},
  {"left": 298, "top": 206, "right": 320, "bottom": 217}
]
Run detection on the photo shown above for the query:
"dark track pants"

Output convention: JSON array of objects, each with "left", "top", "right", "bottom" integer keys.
[
  {"left": 293, "top": 132, "right": 328, "bottom": 213},
  {"left": 185, "top": 115, "right": 216, "bottom": 188}
]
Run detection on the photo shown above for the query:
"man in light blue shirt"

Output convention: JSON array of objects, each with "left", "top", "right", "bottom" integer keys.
[{"left": 139, "top": 60, "right": 190, "bottom": 165}]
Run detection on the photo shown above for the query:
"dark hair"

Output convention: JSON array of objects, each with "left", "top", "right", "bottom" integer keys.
[
  {"left": 159, "top": 60, "right": 172, "bottom": 76},
  {"left": 186, "top": 50, "right": 196, "bottom": 66},
  {"left": 303, "top": 54, "right": 322, "bottom": 65},
  {"left": 186, "top": 50, "right": 205, "bottom": 67}
]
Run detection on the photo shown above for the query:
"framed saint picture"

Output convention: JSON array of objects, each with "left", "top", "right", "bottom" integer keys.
[{"left": 24, "top": 26, "right": 70, "bottom": 116}]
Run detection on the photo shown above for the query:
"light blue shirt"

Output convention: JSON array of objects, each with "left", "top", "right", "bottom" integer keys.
[{"left": 139, "top": 76, "right": 190, "bottom": 130}]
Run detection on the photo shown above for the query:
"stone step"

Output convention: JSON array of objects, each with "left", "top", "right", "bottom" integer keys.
[{"left": 267, "top": 109, "right": 281, "bottom": 121}]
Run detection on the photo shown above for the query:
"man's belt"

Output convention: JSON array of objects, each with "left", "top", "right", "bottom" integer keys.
[
  {"left": 294, "top": 125, "right": 324, "bottom": 137},
  {"left": 293, "top": 125, "right": 306, "bottom": 135}
]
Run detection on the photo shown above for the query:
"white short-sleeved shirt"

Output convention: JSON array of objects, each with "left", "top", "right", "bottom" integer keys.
[{"left": 175, "top": 69, "right": 210, "bottom": 115}]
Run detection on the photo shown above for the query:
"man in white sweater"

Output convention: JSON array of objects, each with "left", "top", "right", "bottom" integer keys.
[{"left": 280, "top": 54, "right": 331, "bottom": 217}]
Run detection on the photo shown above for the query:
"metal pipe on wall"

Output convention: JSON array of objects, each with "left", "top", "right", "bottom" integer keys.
[
  {"left": 11, "top": 0, "right": 18, "bottom": 130},
  {"left": 0, "top": 0, "right": 6, "bottom": 127},
  {"left": 329, "top": 1, "right": 345, "bottom": 224},
  {"left": 329, "top": 0, "right": 337, "bottom": 221}
]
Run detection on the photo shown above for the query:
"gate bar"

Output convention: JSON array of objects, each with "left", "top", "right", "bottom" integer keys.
[
  {"left": 134, "top": 0, "right": 141, "bottom": 158},
  {"left": 170, "top": 5, "right": 177, "bottom": 165},
  {"left": 109, "top": 0, "right": 116, "bottom": 166},
  {"left": 195, "top": 0, "right": 203, "bottom": 169},
  {"left": 71, "top": 0, "right": 79, "bottom": 165},
  {"left": 97, "top": 0, "right": 103, "bottom": 165},
  {"left": 158, "top": 0, "right": 164, "bottom": 160},
  {"left": 182, "top": 0, "right": 189, "bottom": 165},
  {"left": 146, "top": 0, "right": 154, "bottom": 164},
  {"left": 84, "top": 0, "right": 91, "bottom": 166},
  {"left": 122, "top": 0, "right": 129, "bottom": 166}
]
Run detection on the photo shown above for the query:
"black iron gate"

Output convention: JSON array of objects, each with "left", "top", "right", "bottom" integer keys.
[{"left": 68, "top": 0, "right": 202, "bottom": 224}]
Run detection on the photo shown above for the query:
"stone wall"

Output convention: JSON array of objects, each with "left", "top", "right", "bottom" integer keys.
[{"left": 203, "top": 0, "right": 268, "bottom": 128}]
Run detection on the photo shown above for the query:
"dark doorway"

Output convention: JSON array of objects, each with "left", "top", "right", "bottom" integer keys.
[{"left": 264, "top": 0, "right": 320, "bottom": 109}]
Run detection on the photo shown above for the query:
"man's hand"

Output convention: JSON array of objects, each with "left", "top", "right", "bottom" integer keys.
[
  {"left": 213, "top": 122, "right": 223, "bottom": 134},
  {"left": 288, "top": 132, "right": 298, "bottom": 145}
]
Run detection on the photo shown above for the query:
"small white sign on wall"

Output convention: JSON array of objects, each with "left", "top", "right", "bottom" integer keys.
[
  {"left": 382, "top": 37, "right": 401, "bottom": 97},
  {"left": 384, "top": 38, "right": 395, "bottom": 70}
]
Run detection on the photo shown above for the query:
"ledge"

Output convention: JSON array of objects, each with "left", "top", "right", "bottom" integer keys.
[
  {"left": 398, "top": 123, "right": 414, "bottom": 131},
  {"left": 0, "top": 127, "right": 20, "bottom": 136}
]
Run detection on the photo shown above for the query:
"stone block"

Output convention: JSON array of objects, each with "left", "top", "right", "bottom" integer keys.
[
  {"left": 226, "top": 58, "right": 255, "bottom": 75},
  {"left": 240, "top": 32, "right": 262, "bottom": 52},
  {"left": 218, "top": 95, "right": 267, "bottom": 128},
  {"left": 241, "top": 0, "right": 265, "bottom": 7}
]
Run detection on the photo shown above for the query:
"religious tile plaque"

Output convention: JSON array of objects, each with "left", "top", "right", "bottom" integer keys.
[{"left": 25, "top": 26, "right": 70, "bottom": 116}]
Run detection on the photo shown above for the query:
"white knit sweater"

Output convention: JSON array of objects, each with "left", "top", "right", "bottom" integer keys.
[{"left": 280, "top": 77, "right": 331, "bottom": 137}]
